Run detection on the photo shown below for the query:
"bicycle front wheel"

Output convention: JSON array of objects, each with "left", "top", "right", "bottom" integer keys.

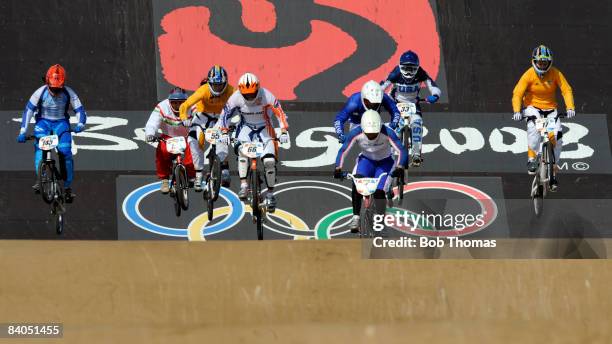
[
  {"left": 250, "top": 167, "right": 263, "bottom": 240},
  {"left": 175, "top": 164, "right": 189, "bottom": 211},
  {"left": 360, "top": 197, "right": 375, "bottom": 238},
  {"left": 38, "top": 162, "right": 55, "bottom": 204},
  {"left": 210, "top": 154, "right": 221, "bottom": 201}
]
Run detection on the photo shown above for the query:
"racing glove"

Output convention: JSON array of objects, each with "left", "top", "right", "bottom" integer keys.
[
  {"left": 426, "top": 95, "right": 440, "bottom": 104},
  {"left": 145, "top": 135, "right": 157, "bottom": 143},
  {"left": 566, "top": 109, "right": 576, "bottom": 118},
  {"left": 512, "top": 112, "right": 522, "bottom": 121},
  {"left": 279, "top": 132, "right": 290, "bottom": 144},
  {"left": 337, "top": 133, "right": 346, "bottom": 144},
  {"left": 74, "top": 123, "right": 85, "bottom": 133},
  {"left": 391, "top": 167, "right": 404, "bottom": 178},
  {"left": 17, "top": 133, "right": 27, "bottom": 143}
]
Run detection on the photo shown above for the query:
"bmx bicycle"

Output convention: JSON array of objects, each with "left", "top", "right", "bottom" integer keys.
[
  {"left": 152, "top": 136, "right": 190, "bottom": 217},
  {"left": 27, "top": 130, "right": 74, "bottom": 234},
  {"left": 522, "top": 112, "right": 567, "bottom": 217}
]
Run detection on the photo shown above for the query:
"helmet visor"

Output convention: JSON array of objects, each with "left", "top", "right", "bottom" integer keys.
[
  {"left": 363, "top": 99, "right": 381, "bottom": 111},
  {"left": 242, "top": 91, "right": 257, "bottom": 101},
  {"left": 170, "top": 100, "right": 184, "bottom": 113},
  {"left": 210, "top": 82, "right": 226, "bottom": 94},
  {"left": 535, "top": 59, "right": 551, "bottom": 71},
  {"left": 400, "top": 64, "right": 418, "bottom": 77},
  {"left": 49, "top": 87, "right": 64, "bottom": 95},
  {"left": 365, "top": 132, "right": 379, "bottom": 140}
]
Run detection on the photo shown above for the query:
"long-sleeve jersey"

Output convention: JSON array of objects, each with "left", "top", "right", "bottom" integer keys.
[
  {"left": 179, "top": 83, "right": 235, "bottom": 120},
  {"left": 335, "top": 125, "right": 408, "bottom": 169},
  {"left": 20, "top": 85, "right": 86, "bottom": 134},
  {"left": 381, "top": 66, "right": 441, "bottom": 104},
  {"left": 220, "top": 88, "right": 289, "bottom": 130},
  {"left": 334, "top": 92, "right": 400, "bottom": 137},
  {"left": 512, "top": 67, "right": 575, "bottom": 113},
  {"left": 145, "top": 99, "right": 193, "bottom": 138}
]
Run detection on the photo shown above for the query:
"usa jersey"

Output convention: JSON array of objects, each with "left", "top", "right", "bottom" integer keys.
[
  {"left": 334, "top": 92, "right": 400, "bottom": 137},
  {"left": 335, "top": 125, "right": 408, "bottom": 169},
  {"left": 381, "top": 66, "right": 441, "bottom": 104},
  {"left": 20, "top": 85, "right": 86, "bottom": 133}
]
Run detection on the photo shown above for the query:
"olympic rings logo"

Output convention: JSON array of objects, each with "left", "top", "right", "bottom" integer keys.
[{"left": 121, "top": 180, "right": 498, "bottom": 240}]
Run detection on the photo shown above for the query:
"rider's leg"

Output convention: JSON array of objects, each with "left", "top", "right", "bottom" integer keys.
[
  {"left": 549, "top": 113, "right": 563, "bottom": 189},
  {"left": 188, "top": 135, "right": 204, "bottom": 191},
  {"left": 183, "top": 143, "right": 196, "bottom": 179},
  {"left": 410, "top": 113, "right": 423, "bottom": 164},
  {"left": 262, "top": 138, "right": 278, "bottom": 211},
  {"left": 374, "top": 156, "right": 395, "bottom": 215},
  {"left": 237, "top": 155, "right": 249, "bottom": 199},
  {"left": 525, "top": 107, "right": 541, "bottom": 174},
  {"left": 155, "top": 138, "right": 172, "bottom": 193},
  {"left": 31, "top": 119, "right": 53, "bottom": 192},
  {"left": 54, "top": 120, "right": 73, "bottom": 188}
]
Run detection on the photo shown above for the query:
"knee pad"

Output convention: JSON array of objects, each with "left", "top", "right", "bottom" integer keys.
[
  {"left": 263, "top": 155, "right": 276, "bottom": 170},
  {"left": 263, "top": 155, "right": 276, "bottom": 188},
  {"left": 238, "top": 157, "right": 248, "bottom": 179}
]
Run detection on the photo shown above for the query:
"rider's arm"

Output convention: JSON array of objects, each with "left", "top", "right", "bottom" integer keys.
[
  {"left": 383, "top": 126, "right": 408, "bottom": 167},
  {"left": 19, "top": 86, "right": 45, "bottom": 134},
  {"left": 512, "top": 69, "right": 531, "bottom": 113},
  {"left": 144, "top": 106, "right": 162, "bottom": 137},
  {"left": 267, "top": 95, "right": 289, "bottom": 132},
  {"left": 179, "top": 85, "right": 208, "bottom": 121},
  {"left": 382, "top": 93, "right": 401, "bottom": 128},
  {"left": 555, "top": 69, "right": 575, "bottom": 110},
  {"left": 65, "top": 86, "right": 87, "bottom": 125},
  {"left": 335, "top": 127, "right": 361, "bottom": 169},
  {"left": 419, "top": 69, "right": 442, "bottom": 98},
  {"left": 334, "top": 96, "right": 358, "bottom": 137}
]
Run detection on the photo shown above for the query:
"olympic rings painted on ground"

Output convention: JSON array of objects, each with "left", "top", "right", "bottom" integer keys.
[{"left": 122, "top": 179, "right": 498, "bottom": 240}]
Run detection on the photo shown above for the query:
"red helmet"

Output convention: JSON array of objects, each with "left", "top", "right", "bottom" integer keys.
[{"left": 46, "top": 64, "right": 66, "bottom": 88}]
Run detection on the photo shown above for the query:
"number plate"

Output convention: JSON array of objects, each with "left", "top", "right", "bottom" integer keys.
[
  {"left": 353, "top": 177, "right": 380, "bottom": 196},
  {"left": 546, "top": 116, "right": 557, "bottom": 131},
  {"left": 165, "top": 137, "right": 186, "bottom": 154},
  {"left": 240, "top": 142, "right": 264, "bottom": 158},
  {"left": 204, "top": 128, "right": 223, "bottom": 144},
  {"left": 38, "top": 135, "right": 59, "bottom": 150},
  {"left": 535, "top": 118, "right": 547, "bottom": 132},
  {"left": 397, "top": 102, "right": 417, "bottom": 118}
]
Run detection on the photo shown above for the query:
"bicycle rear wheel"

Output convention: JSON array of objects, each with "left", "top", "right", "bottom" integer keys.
[
  {"left": 38, "top": 162, "right": 55, "bottom": 204},
  {"left": 531, "top": 175, "right": 544, "bottom": 217},
  {"left": 175, "top": 164, "right": 189, "bottom": 211},
  {"left": 250, "top": 167, "right": 263, "bottom": 240},
  {"left": 55, "top": 208, "right": 64, "bottom": 234}
]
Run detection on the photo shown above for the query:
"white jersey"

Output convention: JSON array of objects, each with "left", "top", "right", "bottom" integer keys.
[
  {"left": 336, "top": 126, "right": 408, "bottom": 169},
  {"left": 220, "top": 88, "right": 288, "bottom": 130},
  {"left": 20, "top": 85, "right": 86, "bottom": 133},
  {"left": 145, "top": 99, "right": 193, "bottom": 138}
]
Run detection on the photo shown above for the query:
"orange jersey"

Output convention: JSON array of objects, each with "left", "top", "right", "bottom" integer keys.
[
  {"left": 179, "top": 83, "right": 235, "bottom": 120},
  {"left": 512, "top": 67, "right": 574, "bottom": 113}
]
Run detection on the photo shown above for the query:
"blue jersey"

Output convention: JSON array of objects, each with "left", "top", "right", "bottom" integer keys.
[
  {"left": 335, "top": 125, "right": 408, "bottom": 169},
  {"left": 381, "top": 66, "right": 441, "bottom": 105},
  {"left": 20, "top": 85, "right": 86, "bottom": 133},
  {"left": 334, "top": 92, "right": 400, "bottom": 137}
]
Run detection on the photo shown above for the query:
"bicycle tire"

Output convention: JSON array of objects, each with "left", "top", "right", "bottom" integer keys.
[
  {"left": 547, "top": 140, "right": 555, "bottom": 189},
  {"left": 206, "top": 176, "right": 214, "bottom": 222},
  {"left": 55, "top": 209, "right": 64, "bottom": 235},
  {"left": 250, "top": 167, "right": 263, "bottom": 240},
  {"left": 175, "top": 164, "right": 189, "bottom": 211},
  {"left": 360, "top": 197, "right": 375, "bottom": 238},
  {"left": 210, "top": 154, "right": 222, "bottom": 202},
  {"left": 38, "top": 161, "right": 55, "bottom": 204},
  {"left": 541, "top": 144, "right": 549, "bottom": 198}
]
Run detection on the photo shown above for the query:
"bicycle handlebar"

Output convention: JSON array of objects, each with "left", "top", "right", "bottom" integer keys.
[
  {"left": 522, "top": 113, "right": 567, "bottom": 121},
  {"left": 25, "top": 129, "right": 74, "bottom": 141}
]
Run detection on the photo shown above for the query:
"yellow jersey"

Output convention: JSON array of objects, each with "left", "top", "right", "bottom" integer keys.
[
  {"left": 512, "top": 67, "right": 574, "bottom": 113},
  {"left": 179, "top": 84, "right": 235, "bottom": 120}
]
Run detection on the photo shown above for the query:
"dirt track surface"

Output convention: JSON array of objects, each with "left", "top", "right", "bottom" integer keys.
[{"left": 1, "top": 240, "right": 611, "bottom": 343}]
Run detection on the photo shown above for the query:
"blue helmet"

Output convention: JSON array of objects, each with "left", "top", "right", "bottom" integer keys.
[
  {"left": 168, "top": 87, "right": 188, "bottom": 113},
  {"left": 399, "top": 50, "right": 420, "bottom": 80},
  {"left": 207, "top": 65, "right": 228, "bottom": 96},
  {"left": 168, "top": 87, "right": 188, "bottom": 101},
  {"left": 532, "top": 45, "right": 553, "bottom": 77}
]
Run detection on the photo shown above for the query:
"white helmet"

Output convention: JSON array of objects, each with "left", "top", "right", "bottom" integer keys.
[
  {"left": 360, "top": 80, "right": 383, "bottom": 111},
  {"left": 238, "top": 72, "right": 261, "bottom": 104},
  {"left": 360, "top": 109, "right": 382, "bottom": 134}
]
